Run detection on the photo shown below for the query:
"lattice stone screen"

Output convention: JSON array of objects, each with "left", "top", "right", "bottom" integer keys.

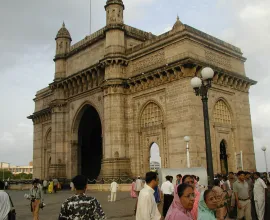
[
  {"left": 140, "top": 103, "right": 163, "bottom": 128},
  {"left": 213, "top": 100, "right": 232, "bottom": 124}
]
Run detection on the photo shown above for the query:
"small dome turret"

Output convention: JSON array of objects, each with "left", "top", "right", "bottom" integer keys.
[
  {"left": 55, "top": 22, "right": 72, "bottom": 41},
  {"left": 173, "top": 15, "right": 183, "bottom": 29}
]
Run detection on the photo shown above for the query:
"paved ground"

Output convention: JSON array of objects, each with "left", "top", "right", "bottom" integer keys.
[
  {"left": 6, "top": 189, "right": 270, "bottom": 220},
  {"left": 7, "top": 190, "right": 136, "bottom": 220}
]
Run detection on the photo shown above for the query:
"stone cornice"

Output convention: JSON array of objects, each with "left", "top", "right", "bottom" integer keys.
[
  {"left": 27, "top": 108, "right": 51, "bottom": 124},
  {"left": 125, "top": 60, "right": 256, "bottom": 94}
]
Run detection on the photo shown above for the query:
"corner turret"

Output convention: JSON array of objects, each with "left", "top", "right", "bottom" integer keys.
[{"left": 54, "top": 22, "right": 72, "bottom": 80}]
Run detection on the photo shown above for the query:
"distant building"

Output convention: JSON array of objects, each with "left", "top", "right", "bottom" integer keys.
[
  {"left": 1, "top": 162, "right": 33, "bottom": 175},
  {"left": 0, "top": 162, "right": 10, "bottom": 169},
  {"left": 150, "top": 161, "right": 161, "bottom": 170}
]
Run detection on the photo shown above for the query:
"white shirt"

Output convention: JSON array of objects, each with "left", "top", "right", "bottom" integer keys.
[
  {"left": 136, "top": 184, "right": 161, "bottom": 220},
  {"left": 43, "top": 180, "right": 48, "bottom": 187},
  {"left": 135, "top": 179, "right": 143, "bottom": 191},
  {"left": 0, "top": 190, "right": 11, "bottom": 220},
  {"left": 161, "top": 181, "right": 174, "bottom": 195},
  {"left": 110, "top": 181, "right": 118, "bottom": 193},
  {"left": 254, "top": 178, "right": 267, "bottom": 201}
]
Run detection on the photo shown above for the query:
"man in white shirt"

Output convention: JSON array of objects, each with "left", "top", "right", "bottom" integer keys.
[
  {"left": 161, "top": 175, "right": 174, "bottom": 218},
  {"left": 0, "top": 181, "right": 11, "bottom": 220},
  {"left": 136, "top": 172, "right": 161, "bottom": 220},
  {"left": 110, "top": 180, "right": 118, "bottom": 202},
  {"left": 253, "top": 172, "right": 268, "bottom": 220},
  {"left": 135, "top": 176, "right": 143, "bottom": 195}
]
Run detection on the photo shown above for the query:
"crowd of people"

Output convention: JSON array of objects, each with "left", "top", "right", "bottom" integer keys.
[
  {"left": 133, "top": 171, "right": 269, "bottom": 220},
  {"left": 0, "top": 171, "right": 269, "bottom": 220}
]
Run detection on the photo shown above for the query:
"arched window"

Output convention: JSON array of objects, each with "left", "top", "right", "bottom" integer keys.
[
  {"left": 213, "top": 100, "right": 232, "bottom": 124},
  {"left": 140, "top": 103, "right": 163, "bottom": 128}
]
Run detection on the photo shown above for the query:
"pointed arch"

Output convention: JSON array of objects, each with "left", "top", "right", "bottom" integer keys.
[
  {"left": 213, "top": 99, "right": 233, "bottom": 124},
  {"left": 139, "top": 101, "right": 164, "bottom": 130}
]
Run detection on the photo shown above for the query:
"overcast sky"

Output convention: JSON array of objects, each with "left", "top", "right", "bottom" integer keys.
[{"left": 0, "top": 0, "right": 269, "bottom": 172}]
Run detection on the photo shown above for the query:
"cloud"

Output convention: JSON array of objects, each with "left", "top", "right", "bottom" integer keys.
[{"left": 0, "top": 132, "right": 15, "bottom": 145}]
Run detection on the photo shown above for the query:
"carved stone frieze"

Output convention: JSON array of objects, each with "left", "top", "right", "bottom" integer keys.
[
  {"left": 131, "top": 50, "right": 165, "bottom": 73},
  {"left": 126, "top": 61, "right": 255, "bottom": 94},
  {"left": 205, "top": 50, "right": 232, "bottom": 70}
]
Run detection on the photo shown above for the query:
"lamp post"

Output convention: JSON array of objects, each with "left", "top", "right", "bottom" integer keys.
[
  {"left": 184, "top": 136, "right": 191, "bottom": 168},
  {"left": 191, "top": 67, "right": 215, "bottom": 186},
  {"left": 261, "top": 146, "right": 269, "bottom": 178}
]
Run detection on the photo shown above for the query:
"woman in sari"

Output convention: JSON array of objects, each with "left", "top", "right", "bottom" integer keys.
[
  {"left": 48, "top": 180, "right": 54, "bottom": 194},
  {"left": 212, "top": 179, "right": 228, "bottom": 219},
  {"left": 182, "top": 175, "right": 200, "bottom": 220},
  {"left": 198, "top": 190, "right": 217, "bottom": 220},
  {"left": 130, "top": 179, "right": 137, "bottom": 198},
  {"left": 165, "top": 183, "right": 194, "bottom": 220}
]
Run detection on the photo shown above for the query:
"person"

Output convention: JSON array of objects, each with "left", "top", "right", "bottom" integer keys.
[
  {"left": 154, "top": 185, "right": 162, "bottom": 204},
  {"left": 165, "top": 183, "right": 194, "bottom": 220},
  {"left": 212, "top": 179, "right": 228, "bottom": 219},
  {"left": 253, "top": 172, "right": 267, "bottom": 220},
  {"left": 262, "top": 172, "right": 270, "bottom": 186},
  {"left": 130, "top": 179, "right": 137, "bottom": 198},
  {"left": 161, "top": 175, "right": 174, "bottom": 218},
  {"left": 136, "top": 171, "right": 161, "bottom": 220},
  {"left": 4, "top": 181, "right": 8, "bottom": 190},
  {"left": 110, "top": 179, "right": 118, "bottom": 202},
  {"left": 176, "top": 174, "right": 182, "bottom": 186},
  {"left": 233, "top": 171, "right": 252, "bottom": 220},
  {"left": 198, "top": 189, "right": 217, "bottom": 220},
  {"left": 169, "top": 176, "right": 173, "bottom": 183},
  {"left": 30, "top": 179, "right": 44, "bottom": 220},
  {"left": 245, "top": 172, "right": 254, "bottom": 198},
  {"left": 0, "top": 180, "right": 11, "bottom": 220},
  {"left": 42, "top": 179, "right": 48, "bottom": 194},
  {"left": 182, "top": 175, "right": 200, "bottom": 220},
  {"left": 48, "top": 180, "right": 54, "bottom": 194},
  {"left": 53, "top": 178, "right": 58, "bottom": 193},
  {"left": 216, "top": 174, "right": 224, "bottom": 187},
  {"left": 59, "top": 175, "right": 106, "bottom": 219},
  {"left": 223, "top": 172, "right": 237, "bottom": 218},
  {"left": 70, "top": 181, "right": 74, "bottom": 191},
  {"left": 135, "top": 176, "right": 143, "bottom": 195}
]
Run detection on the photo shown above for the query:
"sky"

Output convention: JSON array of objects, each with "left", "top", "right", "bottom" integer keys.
[{"left": 0, "top": 0, "right": 269, "bottom": 171}]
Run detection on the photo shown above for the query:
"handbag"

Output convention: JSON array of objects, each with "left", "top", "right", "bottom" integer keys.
[{"left": 7, "top": 193, "right": 16, "bottom": 220}]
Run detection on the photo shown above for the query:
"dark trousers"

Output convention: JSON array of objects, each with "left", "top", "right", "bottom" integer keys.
[{"left": 163, "top": 194, "right": 174, "bottom": 217}]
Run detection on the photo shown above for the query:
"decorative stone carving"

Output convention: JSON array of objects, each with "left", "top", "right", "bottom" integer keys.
[
  {"left": 205, "top": 50, "right": 232, "bottom": 70},
  {"left": 132, "top": 50, "right": 165, "bottom": 73}
]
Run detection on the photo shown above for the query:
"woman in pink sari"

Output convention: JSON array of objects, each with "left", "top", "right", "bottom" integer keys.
[
  {"left": 130, "top": 179, "right": 137, "bottom": 198},
  {"left": 182, "top": 175, "right": 200, "bottom": 220},
  {"left": 165, "top": 183, "right": 195, "bottom": 220}
]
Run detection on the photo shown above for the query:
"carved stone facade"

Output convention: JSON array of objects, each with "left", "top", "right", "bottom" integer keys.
[{"left": 29, "top": 0, "right": 257, "bottom": 180}]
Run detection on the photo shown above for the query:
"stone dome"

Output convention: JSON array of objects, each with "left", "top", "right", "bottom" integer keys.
[
  {"left": 55, "top": 22, "right": 72, "bottom": 40},
  {"left": 105, "top": 0, "right": 124, "bottom": 8}
]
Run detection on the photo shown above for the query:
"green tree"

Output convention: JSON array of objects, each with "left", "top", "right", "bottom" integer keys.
[{"left": 0, "top": 169, "right": 13, "bottom": 180}]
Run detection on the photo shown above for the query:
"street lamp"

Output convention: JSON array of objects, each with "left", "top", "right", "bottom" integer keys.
[
  {"left": 184, "top": 136, "right": 191, "bottom": 168},
  {"left": 191, "top": 67, "right": 215, "bottom": 186},
  {"left": 261, "top": 146, "right": 269, "bottom": 178}
]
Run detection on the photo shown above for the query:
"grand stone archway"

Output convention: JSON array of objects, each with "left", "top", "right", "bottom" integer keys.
[{"left": 77, "top": 105, "right": 102, "bottom": 180}]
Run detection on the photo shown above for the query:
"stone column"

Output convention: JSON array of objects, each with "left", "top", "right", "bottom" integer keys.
[
  {"left": 101, "top": 85, "right": 131, "bottom": 178},
  {"left": 49, "top": 102, "right": 67, "bottom": 178}
]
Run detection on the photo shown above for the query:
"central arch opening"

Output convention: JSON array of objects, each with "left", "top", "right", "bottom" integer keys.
[{"left": 78, "top": 105, "right": 102, "bottom": 181}]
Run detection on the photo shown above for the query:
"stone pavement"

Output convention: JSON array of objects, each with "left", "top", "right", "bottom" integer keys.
[
  {"left": 6, "top": 189, "right": 270, "bottom": 220},
  {"left": 7, "top": 190, "right": 136, "bottom": 220}
]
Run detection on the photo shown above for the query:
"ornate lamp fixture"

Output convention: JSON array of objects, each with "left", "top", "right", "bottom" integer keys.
[{"left": 191, "top": 67, "right": 215, "bottom": 186}]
